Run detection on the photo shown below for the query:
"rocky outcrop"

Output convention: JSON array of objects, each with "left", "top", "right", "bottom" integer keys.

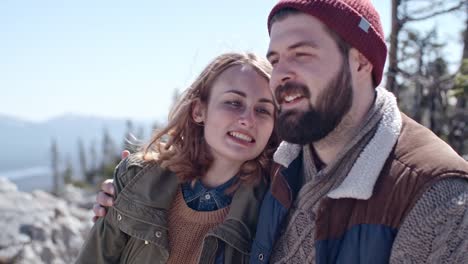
[{"left": 0, "top": 178, "right": 95, "bottom": 264}]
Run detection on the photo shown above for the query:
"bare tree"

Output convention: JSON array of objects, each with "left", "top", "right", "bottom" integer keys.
[
  {"left": 449, "top": 4, "right": 468, "bottom": 154},
  {"left": 387, "top": 0, "right": 467, "bottom": 97}
]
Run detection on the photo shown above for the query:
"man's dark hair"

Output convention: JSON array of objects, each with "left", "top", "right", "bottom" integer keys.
[{"left": 269, "top": 8, "right": 351, "bottom": 59}]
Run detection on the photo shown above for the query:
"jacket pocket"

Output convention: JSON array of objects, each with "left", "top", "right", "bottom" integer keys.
[
  {"left": 121, "top": 237, "right": 169, "bottom": 264},
  {"left": 109, "top": 204, "right": 169, "bottom": 251}
]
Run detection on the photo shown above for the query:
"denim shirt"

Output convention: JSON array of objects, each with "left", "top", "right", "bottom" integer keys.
[{"left": 181, "top": 176, "right": 237, "bottom": 211}]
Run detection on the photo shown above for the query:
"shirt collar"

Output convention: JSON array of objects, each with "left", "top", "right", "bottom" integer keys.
[{"left": 182, "top": 176, "right": 237, "bottom": 209}]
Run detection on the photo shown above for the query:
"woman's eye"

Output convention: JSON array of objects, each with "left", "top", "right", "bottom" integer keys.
[
  {"left": 225, "top": 100, "right": 241, "bottom": 107},
  {"left": 256, "top": 107, "right": 272, "bottom": 116}
]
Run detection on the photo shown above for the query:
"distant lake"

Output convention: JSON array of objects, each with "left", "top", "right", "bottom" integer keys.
[{"left": 0, "top": 166, "right": 53, "bottom": 192}]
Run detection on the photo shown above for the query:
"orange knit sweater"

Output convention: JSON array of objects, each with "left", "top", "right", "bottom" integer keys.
[{"left": 167, "top": 188, "right": 229, "bottom": 264}]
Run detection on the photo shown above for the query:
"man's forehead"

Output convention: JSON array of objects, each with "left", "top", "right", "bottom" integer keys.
[
  {"left": 268, "top": 17, "right": 327, "bottom": 52},
  {"left": 268, "top": 33, "right": 305, "bottom": 54}
]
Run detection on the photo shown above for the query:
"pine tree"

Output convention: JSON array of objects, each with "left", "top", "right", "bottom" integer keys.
[
  {"left": 50, "top": 138, "right": 60, "bottom": 195},
  {"left": 63, "top": 155, "right": 74, "bottom": 185},
  {"left": 122, "top": 120, "right": 137, "bottom": 153},
  {"left": 78, "top": 138, "right": 89, "bottom": 182},
  {"left": 102, "top": 127, "right": 116, "bottom": 165}
]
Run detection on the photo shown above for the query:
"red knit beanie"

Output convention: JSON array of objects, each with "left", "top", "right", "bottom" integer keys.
[{"left": 267, "top": 0, "right": 387, "bottom": 86}]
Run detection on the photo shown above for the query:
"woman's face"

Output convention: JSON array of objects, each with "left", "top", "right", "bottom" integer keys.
[{"left": 192, "top": 64, "right": 275, "bottom": 167}]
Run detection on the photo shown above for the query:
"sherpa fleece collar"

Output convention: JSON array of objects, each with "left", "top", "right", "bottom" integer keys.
[{"left": 272, "top": 87, "right": 402, "bottom": 200}]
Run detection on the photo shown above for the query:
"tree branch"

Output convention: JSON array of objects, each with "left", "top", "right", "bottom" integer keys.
[{"left": 404, "top": 2, "right": 466, "bottom": 22}]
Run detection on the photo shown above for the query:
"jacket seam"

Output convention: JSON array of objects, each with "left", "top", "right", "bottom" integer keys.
[
  {"left": 112, "top": 206, "right": 168, "bottom": 229},
  {"left": 224, "top": 217, "right": 252, "bottom": 240},
  {"left": 271, "top": 165, "right": 293, "bottom": 209},
  {"left": 392, "top": 156, "right": 468, "bottom": 178},
  {"left": 391, "top": 157, "right": 468, "bottom": 223},
  {"left": 207, "top": 233, "right": 250, "bottom": 255},
  {"left": 119, "top": 191, "right": 172, "bottom": 209}
]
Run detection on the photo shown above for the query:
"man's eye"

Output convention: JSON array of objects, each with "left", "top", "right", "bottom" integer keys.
[{"left": 295, "top": 52, "right": 309, "bottom": 57}]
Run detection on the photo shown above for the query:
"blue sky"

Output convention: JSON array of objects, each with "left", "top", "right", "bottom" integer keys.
[{"left": 0, "top": 0, "right": 465, "bottom": 122}]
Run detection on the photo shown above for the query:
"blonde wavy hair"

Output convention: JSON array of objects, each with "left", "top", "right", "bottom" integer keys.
[{"left": 143, "top": 52, "right": 279, "bottom": 189}]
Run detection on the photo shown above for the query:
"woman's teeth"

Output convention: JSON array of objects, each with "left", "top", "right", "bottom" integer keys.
[{"left": 229, "top": 132, "right": 253, "bottom": 142}]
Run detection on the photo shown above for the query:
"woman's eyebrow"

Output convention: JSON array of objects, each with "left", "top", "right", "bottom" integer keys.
[
  {"left": 224, "top": 90, "right": 274, "bottom": 105},
  {"left": 224, "top": 90, "right": 246, "bottom": 97}
]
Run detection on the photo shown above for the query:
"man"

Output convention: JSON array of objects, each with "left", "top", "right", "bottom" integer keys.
[{"left": 95, "top": 0, "right": 468, "bottom": 263}]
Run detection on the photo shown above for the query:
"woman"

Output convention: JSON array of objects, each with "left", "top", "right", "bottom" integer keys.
[{"left": 76, "top": 52, "right": 278, "bottom": 263}]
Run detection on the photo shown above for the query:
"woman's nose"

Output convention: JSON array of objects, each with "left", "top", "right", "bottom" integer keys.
[{"left": 238, "top": 109, "right": 255, "bottom": 128}]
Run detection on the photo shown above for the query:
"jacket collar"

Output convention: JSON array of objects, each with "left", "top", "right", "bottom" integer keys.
[
  {"left": 117, "top": 160, "right": 267, "bottom": 254},
  {"left": 211, "top": 181, "right": 267, "bottom": 254},
  {"left": 273, "top": 87, "right": 402, "bottom": 200}
]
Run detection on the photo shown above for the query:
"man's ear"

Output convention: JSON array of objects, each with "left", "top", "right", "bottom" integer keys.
[
  {"left": 191, "top": 99, "right": 206, "bottom": 124},
  {"left": 349, "top": 48, "right": 373, "bottom": 74}
]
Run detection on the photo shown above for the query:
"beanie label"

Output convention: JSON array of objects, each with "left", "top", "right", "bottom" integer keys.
[{"left": 358, "top": 17, "right": 370, "bottom": 33}]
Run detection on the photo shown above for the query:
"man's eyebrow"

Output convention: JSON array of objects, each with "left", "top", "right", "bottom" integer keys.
[
  {"left": 288, "top": 41, "right": 318, "bottom": 50},
  {"left": 225, "top": 90, "right": 275, "bottom": 106},
  {"left": 266, "top": 41, "right": 318, "bottom": 60}
]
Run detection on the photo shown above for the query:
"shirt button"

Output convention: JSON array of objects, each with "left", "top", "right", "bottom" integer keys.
[
  {"left": 204, "top": 194, "right": 211, "bottom": 200},
  {"left": 258, "top": 253, "right": 264, "bottom": 261},
  {"left": 117, "top": 214, "right": 122, "bottom": 221},
  {"left": 155, "top": 231, "right": 162, "bottom": 238}
]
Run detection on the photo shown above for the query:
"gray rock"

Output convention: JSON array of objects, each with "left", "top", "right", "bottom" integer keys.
[
  {"left": 19, "top": 224, "right": 47, "bottom": 242},
  {"left": 39, "top": 245, "right": 54, "bottom": 263},
  {"left": 0, "top": 177, "right": 17, "bottom": 192},
  {"left": 0, "top": 178, "right": 94, "bottom": 264},
  {"left": 61, "top": 184, "right": 96, "bottom": 210},
  {"left": 0, "top": 244, "right": 23, "bottom": 263}
]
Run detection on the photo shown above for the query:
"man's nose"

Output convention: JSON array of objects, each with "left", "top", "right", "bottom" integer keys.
[{"left": 271, "top": 59, "right": 295, "bottom": 91}]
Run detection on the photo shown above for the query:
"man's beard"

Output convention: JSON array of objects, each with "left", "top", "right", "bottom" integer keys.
[{"left": 275, "top": 62, "right": 353, "bottom": 145}]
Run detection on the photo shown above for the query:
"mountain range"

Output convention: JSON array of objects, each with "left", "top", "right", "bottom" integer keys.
[{"left": 0, "top": 113, "right": 155, "bottom": 175}]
